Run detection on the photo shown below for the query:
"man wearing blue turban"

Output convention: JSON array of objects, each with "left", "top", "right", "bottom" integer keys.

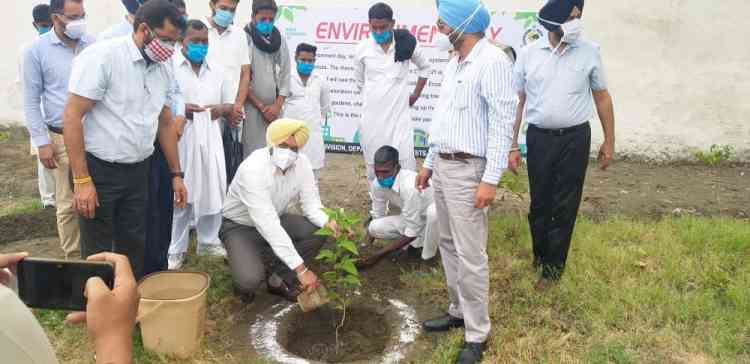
[
  {"left": 416, "top": 1, "right": 516, "bottom": 363},
  {"left": 509, "top": 0, "right": 615, "bottom": 290}
]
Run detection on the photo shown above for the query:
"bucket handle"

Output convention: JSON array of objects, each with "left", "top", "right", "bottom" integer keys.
[{"left": 136, "top": 301, "right": 166, "bottom": 323}]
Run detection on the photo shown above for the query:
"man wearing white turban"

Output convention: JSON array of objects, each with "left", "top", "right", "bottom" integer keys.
[
  {"left": 220, "top": 119, "right": 342, "bottom": 304},
  {"left": 416, "top": 1, "right": 516, "bottom": 363}
]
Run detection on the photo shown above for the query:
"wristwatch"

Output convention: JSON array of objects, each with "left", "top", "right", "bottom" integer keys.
[{"left": 170, "top": 171, "right": 185, "bottom": 179}]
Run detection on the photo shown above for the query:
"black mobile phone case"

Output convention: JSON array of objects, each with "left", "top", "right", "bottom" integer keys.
[{"left": 17, "top": 259, "right": 115, "bottom": 311}]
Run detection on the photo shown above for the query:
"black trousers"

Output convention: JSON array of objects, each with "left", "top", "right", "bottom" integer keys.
[
  {"left": 79, "top": 153, "right": 149, "bottom": 279},
  {"left": 526, "top": 123, "right": 591, "bottom": 280},
  {"left": 143, "top": 144, "right": 174, "bottom": 276}
]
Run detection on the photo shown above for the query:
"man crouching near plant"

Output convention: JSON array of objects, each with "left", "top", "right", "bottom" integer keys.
[{"left": 219, "top": 118, "right": 342, "bottom": 304}]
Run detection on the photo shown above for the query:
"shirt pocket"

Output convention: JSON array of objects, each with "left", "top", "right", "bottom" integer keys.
[
  {"left": 560, "top": 61, "right": 589, "bottom": 95},
  {"left": 453, "top": 80, "right": 473, "bottom": 110}
]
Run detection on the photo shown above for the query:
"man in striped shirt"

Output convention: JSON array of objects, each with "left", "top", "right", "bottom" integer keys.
[{"left": 416, "top": 1, "right": 516, "bottom": 363}]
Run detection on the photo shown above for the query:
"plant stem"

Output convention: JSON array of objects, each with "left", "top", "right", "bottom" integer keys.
[{"left": 334, "top": 302, "right": 347, "bottom": 355}]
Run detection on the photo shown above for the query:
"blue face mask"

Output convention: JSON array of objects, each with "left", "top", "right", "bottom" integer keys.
[
  {"left": 37, "top": 26, "right": 51, "bottom": 35},
  {"left": 378, "top": 175, "right": 396, "bottom": 189},
  {"left": 256, "top": 20, "right": 274, "bottom": 35},
  {"left": 213, "top": 9, "right": 235, "bottom": 28},
  {"left": 371, "top": 30, "right": 392, "bottom": 44},
  {"left": 185, "top": 42, "right": 208, "bottom": 64},
  {"left": 297, "top": 61, "right": 315, "bottom": 76}
]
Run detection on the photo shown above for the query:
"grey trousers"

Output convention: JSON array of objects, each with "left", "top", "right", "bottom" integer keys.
[
  {"left": 432, "top": 156, "right": 491, "bottom": 343},
  {"left": 219, "top": 215, "right": 327, "bottom": 295}
]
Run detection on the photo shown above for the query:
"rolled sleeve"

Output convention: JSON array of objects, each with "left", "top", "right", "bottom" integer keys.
[
  {"left": 277, "top": 39, "right": 292, "bottom": 98},
  {"left": 168, "top": 72, "right": 185, "bottom": 117},
  {"left": 480, "top": 60, "right": 516, "bottom": 185},
  {"left": 369, "top": 183, "right": 388, "bottom": 219},
  {"left": 423, "top": 147, "right": 436, "bottom": 170},
  {"left": 412, "top": 44, "right": 432, "bottom": 79},
  {"left": 512, "top": 49, "right": 527, "bottom": 93},
  {"left": 400, "top": 188, "right": 426, "bottom": 238},
  {"left": 236, "top": 172, "right": 305, "bottom": 270},
  {"left": 68, "top": 51, "right": 108, "bottom": 101},
  {"left": 590, "top": 49, "right": 608, "bottom": 92},
  {"left": 22, "top": 47, "right": 49, "bottom": 148}
]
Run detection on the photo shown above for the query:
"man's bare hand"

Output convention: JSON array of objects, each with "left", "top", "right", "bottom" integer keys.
[
  {"left": 185, "top": 103, "right": 205, "bottom": 120},
  {"left": 173, "top": 176, "right": 187, "bottom": 209},
  {"left": 73, "top": 181, "right": 99, "bottom": 219},
  {"left": 598, "top": 140, "right": 615, "bottom": 170},
  {"left": 474, "top": 182, "right": 497, "bottom": 209},
  {"left": 508, "top": 150, "right": 522, "bottom": 175},
  {"left": 38, "top": 144, "right": 57, "bottom": 169},
  {"left": 415, "top": 168, "right": 433, "bottom": 192}
]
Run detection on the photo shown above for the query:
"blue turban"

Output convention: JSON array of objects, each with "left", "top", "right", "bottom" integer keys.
[{"left": 437, "top": 0, "right": 491, "bottom": 34}]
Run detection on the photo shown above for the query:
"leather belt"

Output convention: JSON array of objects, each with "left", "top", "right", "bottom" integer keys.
[
  {"left": 439, "top": 152, "right": 479, "bottom": 162},
  {"left": 47, "top": 125, "right": 63, "bottom": 135},
  {"left": 529, "top": 122, "right": 589, "bottom": 136}
]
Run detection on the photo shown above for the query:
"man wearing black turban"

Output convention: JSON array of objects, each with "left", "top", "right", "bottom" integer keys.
[{"left": 509, "top": 0, "right": 616, "bottom": 291}]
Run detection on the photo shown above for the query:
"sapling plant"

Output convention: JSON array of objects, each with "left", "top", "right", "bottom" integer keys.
[{"left": 315, "top": 207, "right": 362, "bottom": 352}]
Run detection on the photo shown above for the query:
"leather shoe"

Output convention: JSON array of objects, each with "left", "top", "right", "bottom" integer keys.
[
  {"left": 267, "top": 278, "right": 301, "bottom": 302},
  {"left": 455, "top": 341, "right": 486, "bottom": 364},
  {"left": 422, "top": 314, "right": 464, "bottom": 332},
  {"left": 233, "top": 286, "right": 255, "bottom": 304}
]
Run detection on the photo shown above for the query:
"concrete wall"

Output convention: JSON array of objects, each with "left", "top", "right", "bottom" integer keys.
[{"left": 4, "top": 0, "right": 749, "bottom": 161}]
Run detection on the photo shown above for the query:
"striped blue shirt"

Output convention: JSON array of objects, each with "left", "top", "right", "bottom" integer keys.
[{"left": 425, "top": 38, "right": 517, "bottom": 185}]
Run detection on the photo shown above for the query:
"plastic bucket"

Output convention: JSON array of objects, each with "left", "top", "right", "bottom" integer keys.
[{"left": 137, "top": 271, "right": 210, "bottom": 359}]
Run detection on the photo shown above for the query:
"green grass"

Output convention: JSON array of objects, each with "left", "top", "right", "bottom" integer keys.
[
  {"left": 33, "top": 215, "right": 750, "bottom": 363},
  {"left": 0, "top": 197, "right": 41, "bottom": 217},
  {"left": 403, "top": 215, "right": 750, "bottom": 363}
]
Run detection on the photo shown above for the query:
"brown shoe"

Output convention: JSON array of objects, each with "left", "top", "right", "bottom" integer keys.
[{"left": 534, "top": 277, "right": 555, "bottom": 292}]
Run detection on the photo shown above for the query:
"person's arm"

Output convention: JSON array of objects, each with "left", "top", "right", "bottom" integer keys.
[
  {"left": 353, "top": 45, "right": 365, "bottom": 92},
  {"left": 409, "top": 45, "right": 431, "bottom": 106},
  {"left": 234, "top": 37, "right": 252, "bottom": 122},
  {"left": 507, "top": 48, "right": 528, "bottom": 174},
  {"left": 64, "top": 95, "right": 98, "bottom": 218},
  {"left": 590, "top": 48, "right": 615, "bottom": 170},
  {"left": 21, "top": 47, "right": 53, "bottom": 165},
  {"left": 297, "top": 158, "right": 330, "bottom": 228},
  {"left": 266, "top": 40, "right": 291, "bottom": 120},
  {"left": 475, "top": 59, "right": 517, "bottom": 208},
  {"left": 369, "top": 183, "right": 388, "bottom": 220},
  {"left": 157, "top": 106, "right": 187, "bottom": 208},
  {"left": 320, "top": 80, "right": 332, "bottom": 119}
]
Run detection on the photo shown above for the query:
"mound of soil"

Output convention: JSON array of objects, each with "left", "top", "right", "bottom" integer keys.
[{"left": 283, "top": 305, "right": 391, "bottom": 363}]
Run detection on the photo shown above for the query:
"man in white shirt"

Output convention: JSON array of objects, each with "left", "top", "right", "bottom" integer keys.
[
  {"left": 18, "top": 4, "right": 56, "bottom": 209},
  {"left": 206, "top": 0, "right": 250, "bottom": 128},
  {"left": 358, "top": 146, "right": 438, "bottom": 269},
  {"left": 63, "top": 0, "right": 188, "bottom": 279},
  {"left": 283, "top": 42, "right": 332, "bottom": 183},
  {"left": 168, "top": 19, "right": 237, "bottom": 270},
  {"left": 354, "top": 2, "right": 431, "bottom": 182},
  {"left": 416, "top": 1, "right": 516, "bottom": 363},
  {"left": 220, "top": 119, "right": 341, "bottom": 303}
]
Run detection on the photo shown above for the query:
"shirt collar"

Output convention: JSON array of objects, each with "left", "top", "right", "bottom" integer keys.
[
  {"left": 459, "top": 37, "right": 489, "bottom": 65},
  {"left": 127, "top": 36, "right": 146, "bottom": 63},
  {"left": 174, "top": 48, "right": 212, "bottom": 72},
  {"left": 47, "top": 29, "right": 94, "bottom": 48},
  {"left": 539, "top": 35, "right": 579, "bottom": 51},
  {"left": 206, "top": 17, "right": 233, "bottom": 35}
]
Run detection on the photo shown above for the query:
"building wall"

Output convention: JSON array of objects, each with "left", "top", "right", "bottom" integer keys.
[{"left": 4, "top": 0, "right": 749, "bottom": 161}]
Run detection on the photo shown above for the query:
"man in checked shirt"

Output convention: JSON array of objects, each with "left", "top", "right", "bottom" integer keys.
[{"left": 415, "top": 0, "right": 516, "bottom": 363}]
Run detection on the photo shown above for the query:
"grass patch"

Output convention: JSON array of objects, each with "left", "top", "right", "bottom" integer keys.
[
  {"left": 405, "top": 215, "right": 750, "bottom": 363},
  {"left": 694, "top": 144, "right": 735, "bottom": 166},
  {"left": 0, "top": 197, "right": 41, "bottom": 217}
]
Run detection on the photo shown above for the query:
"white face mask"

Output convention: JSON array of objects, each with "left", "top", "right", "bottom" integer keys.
[
  {"left": 435, "top": 32, "right": 454, "bottom": 52},
  {"left": 64, "top": 19, "right": 87, "bottom": 40},
  {"left": 560, "top": 18, "right": 583, "bottom": 44},
  {"left": 271, "top": 147, "right": 298, "bottom": 171}
]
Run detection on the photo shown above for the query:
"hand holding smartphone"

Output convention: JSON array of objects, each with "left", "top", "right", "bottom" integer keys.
[{"left": 17, "top": 257, "right": 115, "bottom": 311}]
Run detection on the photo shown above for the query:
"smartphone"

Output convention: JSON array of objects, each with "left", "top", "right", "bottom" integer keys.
[{"left": 17, "top": 258, "right": 114, "bottom": 311}]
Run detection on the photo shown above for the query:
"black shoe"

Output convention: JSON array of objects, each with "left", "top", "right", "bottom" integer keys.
[
  {"left": 233, "top": 286, "right": 255, "bottom": 304},
  {"left": 422, "top": 314, "right": 464, "bottom": 332},
  {"left": 455, "top": 341, "right": 486, "bottom": 364},
  {"left": 267, "top": 278, "right": 301, "bottom": 303}
]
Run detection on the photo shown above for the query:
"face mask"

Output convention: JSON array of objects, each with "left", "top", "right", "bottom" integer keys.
[
  {"left": 143, "top": 30, "right": 175, "bottom": 63},
  {"left": 213, "top": 9, "right": 234, "bottom": 28},
  {"left": 37, "top": 26, "right": 51, "bottom": 35},
  {"left": 185, "top": 42, "right": 208, "bottom": 64},
  {"left": 371, "top": 30, "right": 392, "bottom": 44},
  {"left": 256, "top": 20, "right": 274, "bottom": 35},
  {"left": 297, "top": 61, "right": 314, "bottom": 76},
  {"left": 64, "top": 19, "right": 87, "bottom": 40},
  {"left": 435, "top": 32, "right": 454, "bottom": 52},
  {"left": 271, "top": 147, "right": 298, "bottom": 171},
  {"left": 377, "top": 175, "right": 396, "bottom": 189},
  {"left": 560, "top": 18, "right": 583, "bottom": 44}
]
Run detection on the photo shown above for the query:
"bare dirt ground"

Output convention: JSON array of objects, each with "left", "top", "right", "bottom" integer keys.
[{"left": 1, "top": 125, "right": 749, "bottom": 363}]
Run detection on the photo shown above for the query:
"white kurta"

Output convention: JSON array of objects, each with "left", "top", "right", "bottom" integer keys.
[
  {"left": 283, "top": 72, "right": 331, "bottom": 170},
  {"left": 353, "top": 38, "right": 431, "bottom": 165},
  {"left": 172, "top": 53, "right": 234, "bottom": 217}
]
